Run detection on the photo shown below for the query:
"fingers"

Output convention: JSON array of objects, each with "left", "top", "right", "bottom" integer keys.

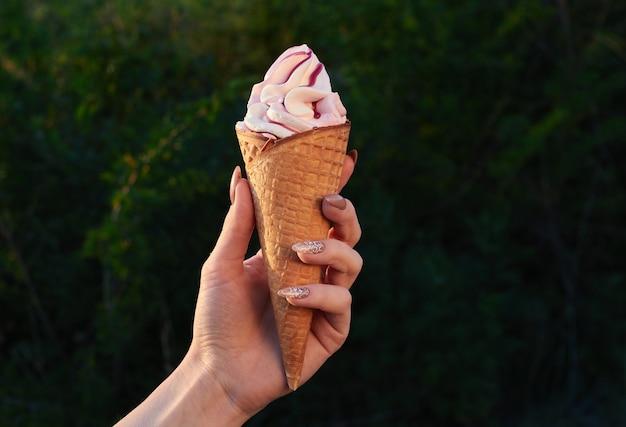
[
  {"left": 290, "top": 194, "right": 362, "bottom": 289},
  {"left": 278, "top": 284, "right": 352, "bottom": 353},
  {"left": 211, "top": 149, "right": 357, "bottom": 268},
  {"left": 292, "top": 239, "right": 362, "bottom": 289},
  {"left": 322, "top": 195, "right": 362, "bottom": 248},
  {"left": 278, "top": 284, "right": 351, "bottom": 313}
]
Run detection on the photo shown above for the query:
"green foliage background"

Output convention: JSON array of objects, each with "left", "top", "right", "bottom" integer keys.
[{"left": 1, "top": 0, "right": 625, "bottom": 425}]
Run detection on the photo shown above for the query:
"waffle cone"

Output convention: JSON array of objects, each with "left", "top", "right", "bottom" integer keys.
[{"left": 236, "top": 122, "right": 350, "bottom": 390}]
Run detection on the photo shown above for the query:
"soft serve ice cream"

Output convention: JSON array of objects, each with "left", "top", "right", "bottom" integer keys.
[{"left": 236, "top": 44, "right": 347, "bottom": 139}]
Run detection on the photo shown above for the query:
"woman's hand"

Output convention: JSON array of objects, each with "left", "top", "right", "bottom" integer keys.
[
  {"left": 191, "top": 152, "right": 362, "bottom": 419},
  {"left": 114, "top": 152, "right": 361, "bottom": 426}
]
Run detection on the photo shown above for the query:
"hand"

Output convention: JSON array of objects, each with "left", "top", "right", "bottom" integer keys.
[
  {"left": 114, "top": 152, "right": 361, "bottom": 426},
  {"left": 191, "top": 152, "right": 362, "bottom": 419}
]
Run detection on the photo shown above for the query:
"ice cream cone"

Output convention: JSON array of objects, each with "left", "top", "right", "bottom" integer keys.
[{"left": 236, "top": 122, "right": 350, "bottom": 390}]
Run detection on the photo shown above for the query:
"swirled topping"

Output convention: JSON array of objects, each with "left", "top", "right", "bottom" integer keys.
[{"left": 235, "top": 44, "right": 347, "bottom": 139}]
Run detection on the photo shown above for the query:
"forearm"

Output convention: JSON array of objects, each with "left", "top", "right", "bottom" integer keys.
[{"left": 113, "top": 351, "right": 249, "bottom": 427}]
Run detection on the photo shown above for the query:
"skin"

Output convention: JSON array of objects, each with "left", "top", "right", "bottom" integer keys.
[{"left": 114, "top": 154, "right": 362, "bottom": 426}]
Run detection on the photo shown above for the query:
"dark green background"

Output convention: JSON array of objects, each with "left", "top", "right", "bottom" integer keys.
[{"left": 1, "top": 1, "right": 625, "bottom": 425}]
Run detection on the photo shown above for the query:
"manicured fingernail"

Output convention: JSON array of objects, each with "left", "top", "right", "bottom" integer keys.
[
  {"left": 277, "top": 286, "right": 310, "bottom": 299},
  {"left": 229, "top": 166, "right": 241, "bottom": 204},
  {"left": 324, "top": 194, "right": 347, "bottom": 210},
  {"left": 292, "top": 240, "right": 325, "bottom": 254},
  {"left": 348, "top": 149, "right": 358, "bottom": 166}
]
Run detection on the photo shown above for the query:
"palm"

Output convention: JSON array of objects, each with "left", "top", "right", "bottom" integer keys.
[{"left": 192, "top": 252, "right": 289, "bottom": 410}]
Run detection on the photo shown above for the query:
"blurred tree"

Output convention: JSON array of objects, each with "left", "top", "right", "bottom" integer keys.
[{"left": 1, "top": 0, "right": 625, "bottom": 426}]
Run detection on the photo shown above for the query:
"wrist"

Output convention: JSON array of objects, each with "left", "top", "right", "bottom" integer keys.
[
  {"left": 177, "top": 349, "right": 250, "bottom": 427},
  {"left": 114, "top": 348, "right": 250, "bottom": 427}
]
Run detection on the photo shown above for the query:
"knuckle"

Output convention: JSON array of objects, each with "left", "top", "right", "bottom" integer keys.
[{"left": 354, "top": 253, "right": 364, "bottom": 273}]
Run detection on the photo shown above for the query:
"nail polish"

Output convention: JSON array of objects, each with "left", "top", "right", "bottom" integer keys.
[
  {"left": 324, "top": 194, "right": 347, "bottom": 210},
  {"left": 277, "top": 286, "right": 310, "bottom": 299},
  {"left": 348, "top": 149, "right": 358, "bottom": 166},
  {"left": 292, "top": 240, "right": 325, "bottom": 254},
  {"left": 229, "top": 166, "right": 241, "bottom": 204}
]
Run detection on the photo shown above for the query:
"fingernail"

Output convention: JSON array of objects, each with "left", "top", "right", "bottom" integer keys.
[
  {"left": 292, "top": 240, "right": 325, "bottom": 254},
  {"left": 348, "top": 149, "right": 358, "bottom": 166},
  {"left": 277, "top": 286, "right": 310, "bottom": 299},
  {"left": 229, "top": 166, "right": 241, "bottom": 204},
  {"left": 324, "top": 194, "right": 347, "bottom": 210}
]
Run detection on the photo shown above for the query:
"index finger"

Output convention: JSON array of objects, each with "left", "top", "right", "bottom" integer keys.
[{"left": 322, "top": 196, "right": 361, "bottom": 248}]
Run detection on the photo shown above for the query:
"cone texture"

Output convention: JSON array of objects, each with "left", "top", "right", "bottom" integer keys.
[{"left": 236, "top": 122, "right": 350, "bottom": 390}]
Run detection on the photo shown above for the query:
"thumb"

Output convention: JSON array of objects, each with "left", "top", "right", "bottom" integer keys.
[{"left": 211, "top": 166, "right": 256, "bottom": 266}]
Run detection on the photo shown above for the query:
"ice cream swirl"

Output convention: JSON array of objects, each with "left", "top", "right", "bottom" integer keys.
[{"left": 236, "top": 44, "right": 347, "bottom": 139}]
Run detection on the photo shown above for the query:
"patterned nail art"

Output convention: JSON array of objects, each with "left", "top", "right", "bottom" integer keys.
[
  {"left": 277, "top": 286, "right": 310, "bottom": 299},
  {"left": 292, "top": 240, "right": 325, "bottom": 254}
]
